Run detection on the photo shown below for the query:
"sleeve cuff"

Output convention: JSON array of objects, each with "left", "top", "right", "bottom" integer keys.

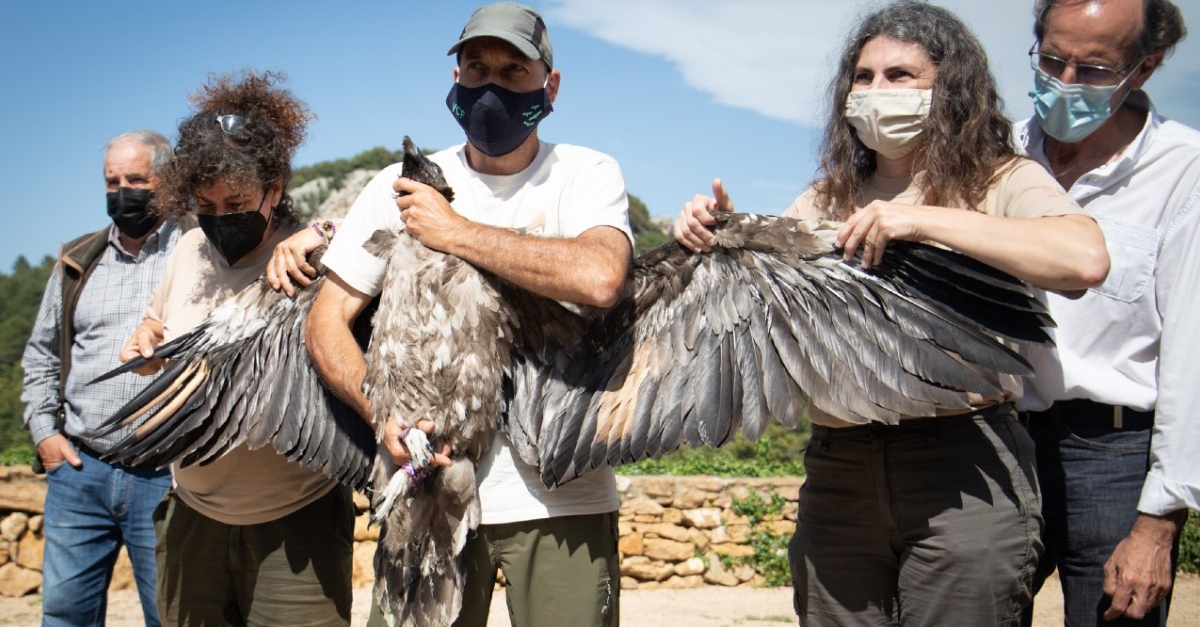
[
  {"left": 28, "top": 417, "right": 60, "bottom": 446},
  {"left": 1137, "top": 472, "right": 1199, "bottom": 516}
]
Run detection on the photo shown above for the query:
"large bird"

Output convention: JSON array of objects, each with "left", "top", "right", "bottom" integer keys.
[{"left": 94, "top": 137, "right": 1053, "bottom": 627}]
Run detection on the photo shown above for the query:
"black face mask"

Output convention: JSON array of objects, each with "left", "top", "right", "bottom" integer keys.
[
  {"left": 106, "top": 187, "right": 160, "bottom": 239},
  {"left": 446, "top": 82, "right": 552, "bottom": 157},
  {"left": 197, "top": 203, "right": 269, "bottom": 266}
]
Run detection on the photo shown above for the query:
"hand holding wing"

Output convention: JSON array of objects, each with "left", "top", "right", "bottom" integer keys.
[
  {"left": 503, "top": 212, "right": 1052, "bottom": 488},
  {"left": 92, "top": 250, "right": 377, "bottom": 491}
]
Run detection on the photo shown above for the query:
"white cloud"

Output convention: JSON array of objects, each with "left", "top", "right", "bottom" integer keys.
[
  {"left": 545, "top": 0, "right": 1200, "bottom": 129},
  {"left": 544, "top": 0, "right": 852, "bottom": 125}
]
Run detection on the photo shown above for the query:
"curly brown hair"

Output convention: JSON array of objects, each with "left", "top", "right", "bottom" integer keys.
[
  {"left": 156, "top": 70, "right": 314, "bottom": 223},
  {"left": 813, "top": 1, "right": 1017, "bottom": 219}
]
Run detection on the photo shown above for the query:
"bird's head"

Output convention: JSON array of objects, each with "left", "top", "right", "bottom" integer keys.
[{"left": 401, "top": 136, "right": 455, "bottom": 203}]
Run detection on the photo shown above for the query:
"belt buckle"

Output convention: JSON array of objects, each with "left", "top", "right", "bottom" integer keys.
[{"left": 1113, "top": 406, "right": 1123, "bottom": 429}]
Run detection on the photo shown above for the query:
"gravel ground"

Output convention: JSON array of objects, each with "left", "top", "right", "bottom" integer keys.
[{"left": 3, "top": 573, "right": 1200, "bottom": 626}]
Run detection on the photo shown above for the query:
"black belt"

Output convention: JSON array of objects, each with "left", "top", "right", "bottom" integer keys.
[{"left": 1025, "top": 399, "right": 1154, "bottom": 430}]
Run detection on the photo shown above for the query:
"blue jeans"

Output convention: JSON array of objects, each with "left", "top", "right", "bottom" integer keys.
[
  {"left": 42, "top": 444, "right": 171, "bottom": 627},
  {"left": 1023, "top": 417, "right": 1176, "bottom": 626}
]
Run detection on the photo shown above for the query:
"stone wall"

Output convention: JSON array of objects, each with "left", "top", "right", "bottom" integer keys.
[
  {"left": 613, "top": 475, "right": 800, "bottom": 589},
  {"left": 0, "top": 466, "right": 50, "bottom": 597},
  {"left": 1, "top": 465, "right": 802, "bottom": 597}
]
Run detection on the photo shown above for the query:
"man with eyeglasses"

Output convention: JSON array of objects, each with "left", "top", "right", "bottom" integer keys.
[
  {"left": 1014, "top": 0, "right": 1199, "bottom": 625},
  {"left": 21, "top": 130, "right": 185, "bottom": 627}
]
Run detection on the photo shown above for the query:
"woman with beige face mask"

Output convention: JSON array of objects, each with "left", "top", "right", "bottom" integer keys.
[{"left": 673, "top": 2, "right": 1110, "bottom": 626}]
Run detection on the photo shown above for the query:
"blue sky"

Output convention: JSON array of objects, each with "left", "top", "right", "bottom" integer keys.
[{"left": 2, "top": 0, "right": 1198, "bottom": 271}]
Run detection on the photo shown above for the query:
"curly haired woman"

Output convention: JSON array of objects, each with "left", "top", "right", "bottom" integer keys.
[
  {"left": 674, "top": 2, "right": 1110, "bottom": 626},
  {"left": 121, "top": 70, "right": 353, "bottom": 626}
]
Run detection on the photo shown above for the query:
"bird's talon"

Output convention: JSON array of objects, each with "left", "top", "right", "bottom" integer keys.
[{"left": 402, "top": 426, "right": 432, "bottom": 469}]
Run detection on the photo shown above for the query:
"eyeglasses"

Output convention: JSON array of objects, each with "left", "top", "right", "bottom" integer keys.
[
  {"left": 215, "top": 114, "right": 246, "bottom": 135},
  {"left": 1028, "top": 44, "right": 1141, "bottom": 87}
]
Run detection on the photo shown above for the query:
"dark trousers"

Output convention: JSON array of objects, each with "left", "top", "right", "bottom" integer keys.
[
  {"left": 789, "top": 405, "right": 1042, "bottom": 626},
  {"left": 154, "top": 486, "right": 355, "bottom": 627},
  {"left": 1021, "top": 401, "right": 1177, "bottom": 627}
]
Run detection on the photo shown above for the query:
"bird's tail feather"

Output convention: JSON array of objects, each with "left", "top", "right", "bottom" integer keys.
[
  {"left": 88, "top": 322, "right": 212, "bottom": 386},
  {"left": 373, "top": 457, "right": 480, "bottom": 627}
]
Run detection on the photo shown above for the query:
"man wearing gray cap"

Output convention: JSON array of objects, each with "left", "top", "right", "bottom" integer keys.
[{"left": 309, "top": 3, "right": 630, "bottom": 626}]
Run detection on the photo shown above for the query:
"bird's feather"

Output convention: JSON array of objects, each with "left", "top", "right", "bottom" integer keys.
[
  {"left": 92, "top": 248, "right": 377, "bottom": 491},
  {"left": 93, "top": 137, "right": 1054, "bottom": 627},
  {"left": 504, "top": 213, "right": 1052, "bottom": 487}
]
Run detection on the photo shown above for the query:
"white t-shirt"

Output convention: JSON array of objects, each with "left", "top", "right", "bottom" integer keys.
[{"left": 323, "top": 141, "right": 632, "bottom": 524}]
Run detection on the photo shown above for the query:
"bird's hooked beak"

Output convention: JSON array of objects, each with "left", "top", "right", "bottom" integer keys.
[{"left": 399, "top": 136, "right": 456, "bottom": 203}]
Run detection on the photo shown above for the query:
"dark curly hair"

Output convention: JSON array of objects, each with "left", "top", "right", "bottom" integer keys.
[
  {"left": 156, "top": 70, "right": 314, "bottom": 223},
  {"left": 1034, "top": 0, "right": 1187, "bottom": 61},
  {"left": 813, "top": 1, "right": 1017, "bottom": 219}
]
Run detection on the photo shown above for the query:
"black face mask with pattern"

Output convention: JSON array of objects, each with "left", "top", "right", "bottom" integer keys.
[
  {"left": 106, "top": 187, "right": 160, "bottom": 239},
  {"left": 446, "top": 82, "right": 552, "bottom": 157}
]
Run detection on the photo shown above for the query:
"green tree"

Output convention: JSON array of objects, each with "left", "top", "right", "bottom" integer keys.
[
  {"left": 628, "top": 194, "right": 669, "bottom": 255},
  {"left": 0, "top": 254, "right": 55, "bottom": 456}
]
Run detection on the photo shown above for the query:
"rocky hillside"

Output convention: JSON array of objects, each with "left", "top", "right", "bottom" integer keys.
[{"left": 292, "top": 168, "right": 376, "bottom": 221}]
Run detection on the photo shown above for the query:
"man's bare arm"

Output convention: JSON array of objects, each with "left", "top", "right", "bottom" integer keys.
[
  {"left": 394, "top": 177, "right": 631, "bottom": 307},
  {"left": 305, "top": 273, "right": 373, "bottom": 419}
]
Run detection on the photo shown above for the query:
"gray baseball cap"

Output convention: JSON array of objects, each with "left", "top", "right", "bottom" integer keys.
[{"left": 447, "top": 2, "right": 554, "bottom": 69}]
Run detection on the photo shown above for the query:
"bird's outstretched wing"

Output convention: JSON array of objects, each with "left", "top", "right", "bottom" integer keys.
[
  {"left": 91, "top": 253, "right": 378, "bottom": 491},
  {"left": 91, "top": 135, "right": 453, "bottom": 493},
  {"left": 504, "top": 212, "right": 1054, "bottom": 488}
]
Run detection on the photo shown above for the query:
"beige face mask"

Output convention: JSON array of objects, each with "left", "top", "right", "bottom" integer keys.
[{"left": 844, "top": 89, "right": 933, "bottom": 160}]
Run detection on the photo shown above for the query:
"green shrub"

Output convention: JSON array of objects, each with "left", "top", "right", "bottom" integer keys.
[
  {"left": 616, "top": 421, "right": 809, "bottom": 478},
  {"left": 726, "top": 490, "right": 793, "bottom": 587},
  {"left": 0, "top": 444, "right": 35, "bottom": 466},
  {"left": 1179, "top": 510, "right": 1200, "bottom": 574}
]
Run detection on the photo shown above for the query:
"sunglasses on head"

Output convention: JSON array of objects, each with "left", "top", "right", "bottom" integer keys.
[{"left": 215, "top": 114, "right": 246, "bottom": 135}]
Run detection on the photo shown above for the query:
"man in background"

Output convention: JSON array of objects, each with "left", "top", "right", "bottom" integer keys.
[
  {"left": 22, "top": 130, "right": 185, "bottom": 626},
  {"left": 1017, "top": 0, "right": 1200, "bottom": 624}
]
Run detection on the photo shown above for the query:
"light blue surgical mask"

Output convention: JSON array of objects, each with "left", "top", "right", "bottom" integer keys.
[{"left": 1029, "top": 67, "right": 1134, "bottom": 143}]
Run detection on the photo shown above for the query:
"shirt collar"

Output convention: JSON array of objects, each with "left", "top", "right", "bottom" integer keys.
[
  {"left": 1019, "top": 90, "right": 1160, "bottom": 197},
  {"left": 107, "top": 215, "right": 173, "bottom": 259}
]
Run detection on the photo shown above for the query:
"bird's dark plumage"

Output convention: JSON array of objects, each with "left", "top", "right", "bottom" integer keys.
[
  {"left": 94, "top": 136, "right": 1053, "bottom": 627},
  {"left": 91, "top": 245, "right": 378, "bottom": 490},
  {"left": 503, "top": 212, "right": 1051, "bottom": 487}
]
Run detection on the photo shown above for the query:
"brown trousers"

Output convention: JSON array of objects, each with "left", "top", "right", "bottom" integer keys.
[{"left": 154, "top": 486, "right": 355, "bottom": 627}]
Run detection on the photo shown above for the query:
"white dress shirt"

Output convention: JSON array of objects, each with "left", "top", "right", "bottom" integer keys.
[{"left": 1016, "top": 91, "right": 1200, "bottom": 516}]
